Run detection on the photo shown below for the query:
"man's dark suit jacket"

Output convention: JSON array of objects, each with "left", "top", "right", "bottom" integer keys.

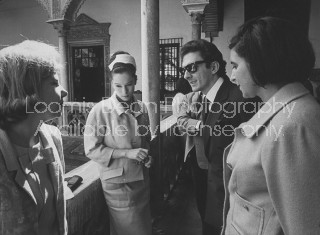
[{"left": 177, "top": 79, "right": 258, "bottom": 229}]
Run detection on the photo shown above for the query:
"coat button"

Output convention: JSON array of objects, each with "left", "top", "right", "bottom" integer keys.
[{"left": 226, "top": 162, "right": 233, "bottom": 170}]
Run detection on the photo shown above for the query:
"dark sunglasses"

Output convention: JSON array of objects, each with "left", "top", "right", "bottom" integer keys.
[{"left": 180, "top": 60, "right": 206, "bottom": 74}]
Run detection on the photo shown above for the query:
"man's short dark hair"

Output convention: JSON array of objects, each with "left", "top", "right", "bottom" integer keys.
[
  {"left": 181, "top": 39, "right": 227, "bottom": 78},
  {"left": 229, "top": 16, "right": 315, "bottom": 87}
]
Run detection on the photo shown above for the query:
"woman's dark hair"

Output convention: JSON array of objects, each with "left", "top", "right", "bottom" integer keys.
[
  {"left": 181, "top": 39, "right": 228, "bottom": 79},
  {"left": 108, "top": 51, "right": 137, "bottom": 82},
  {"left": 229, "top": 16, "right": 315, "bottom": 87}
]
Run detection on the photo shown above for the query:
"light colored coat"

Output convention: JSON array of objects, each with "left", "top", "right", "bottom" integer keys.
[
  {"left": 222, "top": 83, "right": 320, "bottom": 235},
  {"left": 84, "top": 94, "right": 152, "bottom": 235},
  {"left": 84, "top": 93, "right": 151, "bottom": 183},
  {"left": 0, "top": 124, "right": 67, "bottom": 235}
]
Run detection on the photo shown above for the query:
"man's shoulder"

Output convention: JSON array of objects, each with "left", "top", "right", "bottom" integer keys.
[{"left": 222, "top": 80, "right": 244, "bottom": 102}]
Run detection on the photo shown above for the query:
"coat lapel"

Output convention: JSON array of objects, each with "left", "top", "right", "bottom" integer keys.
[
  {"left": 203, "top": 80, "right": 231, "bottom": 146},
  {"left": 14, "top": 169, "right": 38, "bottom": 204},
  {"left": 39, "top": 124, "right": 67, "bottom": 234},
  {"left": 184, "top": 92, "right": 201, "bottom": 160},
  {"left": 241, "top": 82, "right": 309, "bottom": 138},
  {"left": 38, "top": 126, "right": 61, "bottom": 201},
  {"left": 190, "top": 92, "right": 201, "bottom": 119},
  {"left": 0, "top": 128, "right": 38, "bottom": 205}
]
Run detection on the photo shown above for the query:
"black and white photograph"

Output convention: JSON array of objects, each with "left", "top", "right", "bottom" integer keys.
[{"left": 0, "top": 0, "right": 320, "bottom": 234}]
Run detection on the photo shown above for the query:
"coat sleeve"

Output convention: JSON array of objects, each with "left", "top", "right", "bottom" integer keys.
[
  {"left": 83, "top": 104, "right": 114, "bottom": 167},
  {"left": 176, "top": 93, "right": 200, "bottom": 131},
  {"left": 261, "top": 123, "right": 320, "bottom": 234}
]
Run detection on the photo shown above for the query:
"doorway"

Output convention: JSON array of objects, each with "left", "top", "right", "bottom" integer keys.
[{"left": 72, "top": 45, "right": 104, "bottom": 102}]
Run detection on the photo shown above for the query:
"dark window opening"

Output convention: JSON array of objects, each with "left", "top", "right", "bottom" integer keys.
[
  {"left": 72, "top": 45, "right": 104, "bottom": 102},
  {"left": 160, "top": 38, "right": 185, "bottom": 103}
]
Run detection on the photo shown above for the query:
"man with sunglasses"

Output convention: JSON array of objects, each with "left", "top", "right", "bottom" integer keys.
[{"left": 176, "top": 39, "right": 256, "bottom": 235}]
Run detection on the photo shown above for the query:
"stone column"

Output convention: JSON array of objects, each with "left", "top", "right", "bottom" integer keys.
[
  {"left": 141, "top": 0, "right": 160, "bottom": 134},
  {"left": 141, "top": 0, "right": 162, "bottom": 200},
  {"left": 182, "top": 0, "right": 209, "bottom": 40},
  {"left": 191, "top": 12, "right": 204, "bottom": 40},
  {"left": 47, "top": 19, "right": 71, "bottom": 101}
]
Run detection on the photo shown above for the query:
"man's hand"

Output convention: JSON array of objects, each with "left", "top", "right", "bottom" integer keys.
[
  {"left": 177, "top": 123, "right": 200, "bottom": 135},
  {"left": 144, "top": 155, "right": 153, "bottom": 168},
  {"left": 125, "top": 148, "right": 149, "bottom": 163}
]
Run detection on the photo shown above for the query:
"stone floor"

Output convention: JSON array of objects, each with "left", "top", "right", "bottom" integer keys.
[{"left": 152, "top": 170, "right": 202, "bottom": 235}]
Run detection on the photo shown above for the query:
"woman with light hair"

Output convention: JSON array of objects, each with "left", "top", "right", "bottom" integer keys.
[
  {"left": 84, "top": 51, "right": 153, "bottom": 235},
  {"left": 0, "top": 40, "right": 68, "bottom": 235}
]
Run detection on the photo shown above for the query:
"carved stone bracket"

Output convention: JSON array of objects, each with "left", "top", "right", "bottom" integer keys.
[
  {"left": 181, "top": 0, "right": 209, "bottom": 14},
  {"left": 47, "top": 19, "right": 72, "bottom": 37},
  {"left": 181, "top": 0, "right": 208, "bottom": 39},
  {"left": 190, "top": 12, "right": 204, "bottom": 25}
]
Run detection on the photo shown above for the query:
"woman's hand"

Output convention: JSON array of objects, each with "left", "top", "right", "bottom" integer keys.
[{"left": 125, "top": 148, "right": 149, "bottom": 163}]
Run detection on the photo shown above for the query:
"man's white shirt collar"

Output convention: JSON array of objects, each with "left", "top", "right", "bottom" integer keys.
[{"left": 201, "top": 77, "right": 224, "bottom": 103}]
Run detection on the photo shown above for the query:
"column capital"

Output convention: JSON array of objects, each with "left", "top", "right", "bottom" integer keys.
[
  {"left": 190, "top": 12, "right": 204, "bottom": 24},
  {"left": 47, "top": 19, "right": 71, "bottom": 37},
  {"left": 181, "top": 0, "right": 209, "bottom": 14}
]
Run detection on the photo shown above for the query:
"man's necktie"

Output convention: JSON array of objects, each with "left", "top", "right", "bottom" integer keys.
[
  {"left": 201, "top": 95, "right": 210, "bottom": 123},
  {"left": 194, "top": 92, "right": 209, "bottom": 169}
]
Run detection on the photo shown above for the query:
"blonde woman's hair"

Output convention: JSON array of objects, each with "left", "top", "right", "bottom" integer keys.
[{"left": 0, "top": 40, "right": 61, "bottom": 128}]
